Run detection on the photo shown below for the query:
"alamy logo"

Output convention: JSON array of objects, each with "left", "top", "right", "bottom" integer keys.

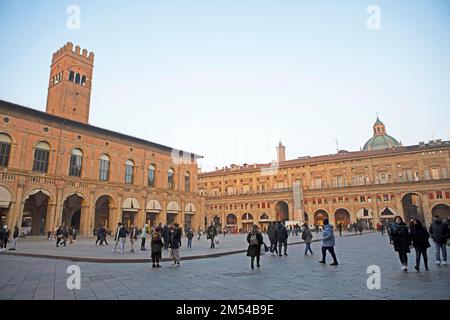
[
  {"left": 366, "top": 265, "right": 381, "bottom": 289},
  {"left": 366, "top": 5, "right": 381, "bottom": 30},
  {"left": 67, "top": 5, "right": 81, "bottom": 30},
  {"left": 66, "top": 265, "right": 81, "bottom": 290}
]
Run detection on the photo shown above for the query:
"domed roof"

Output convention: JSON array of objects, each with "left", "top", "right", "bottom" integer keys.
[
  {"left": 363, "top": 117, "right": 401, "bottom": 151},
  {"left": 363, "top": 134, "right": 400, "bottom": 151}
]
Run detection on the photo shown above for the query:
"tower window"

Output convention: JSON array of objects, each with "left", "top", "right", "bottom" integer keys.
[
  {"left": 69, "top": 71, "right": 74, "bottom": 82},
  {"left": 81, "top": 75, "right": 86, "bottom": 86},
  {"left": 75, "top": 73, "right": 81, "bottom": 84}
]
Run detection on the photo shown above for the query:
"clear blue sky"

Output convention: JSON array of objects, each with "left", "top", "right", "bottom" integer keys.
[{"left": 1, "top": 0, "right": 449, "bottom": 171}]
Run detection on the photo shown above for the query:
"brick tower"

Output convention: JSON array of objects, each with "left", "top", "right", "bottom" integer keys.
[{"left": 45, "top": 42, "right": 94, "bottom": 123}]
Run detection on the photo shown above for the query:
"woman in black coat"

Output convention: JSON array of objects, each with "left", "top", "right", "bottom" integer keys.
[
  {"left": 409, "top": 219, "right": 430, "bottom": 271},
  {"left": 389, "top": 216, "right": 411, "bottom": 272},
  {"left": 246, "top": 225, "right": 264, "bottom": 269},
  {"left": 151, "top": 227, "right": 164, "bottom": 268}
]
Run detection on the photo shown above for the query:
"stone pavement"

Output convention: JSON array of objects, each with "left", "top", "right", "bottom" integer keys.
[
  {"left": 2, "top": 230, "right": 356, "bottom": 262},
  {"left": 0, "top": 232, "right": 449, "bottom": 300}
]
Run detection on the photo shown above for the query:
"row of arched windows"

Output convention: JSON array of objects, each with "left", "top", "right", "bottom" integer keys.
[
  {"left": 52, "top": 72, "right": 63, "bottom": 86},
  {"left": 0, "top": 134, "right": 192, "bottom": 191},
  {"left": 68, "top": 71, "right": 86, "bottom": 86}
]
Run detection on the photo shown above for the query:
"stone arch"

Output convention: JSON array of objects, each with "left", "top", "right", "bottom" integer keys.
[
  {"left": 275, "top": 201, "right": 289, "bottom": 222},
  {"left": 0, "top": 185, "right": 12, "bottom": 227},
  {"left": 313, "top": 209, "right": 328, "bottom": 226},
  {"left": 431, "top": 203, "right": 450, "bottom": 218},
  {"left": 61, "top": 193, "right": 85, "bottom": 229},
  {"left": 94, "top": 195, "right": 116, "bottom": 230},
  {"left": 22, "top": 189, "right": 52, "bottom": 235},
  {"left": 335, "top": 208, "right": 351, "bottom": 227},
  {"left": 402, "top": 192, "right": 424, "bottom": 222}
]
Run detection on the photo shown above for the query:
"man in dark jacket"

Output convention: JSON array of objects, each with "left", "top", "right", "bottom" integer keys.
[
  {"left": 429, "top": 215, "right": 448, "bottom": 266},
  {"left": 169, "top": 223, "right": 182, "bottom": 266},
  {"left": 276, "top": 222, "right": 288, "bottom": 256},
  {"left": 207, "top": 223, "right": 217, "bottom": 249},
  {"left": 162, "top": 225, "right": 170, "bottom": 250},
  {"left": 268, "top": 222, "right": 278, "bottom": 255}
]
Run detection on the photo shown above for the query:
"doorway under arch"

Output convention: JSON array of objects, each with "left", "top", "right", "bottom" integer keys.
[
  {"left": 313, "top": 210, "right": 328, "bottom": 226},
  {"left": 275, "top": 201, "right": 289, "bottom": 222},
  {"left": 402, "top": 193, "right": 424, "bottom": 222}
]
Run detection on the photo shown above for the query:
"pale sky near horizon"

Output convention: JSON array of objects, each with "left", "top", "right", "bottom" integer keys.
[{"left": 1, "top": 0, "right": 449, "bottom": 171}]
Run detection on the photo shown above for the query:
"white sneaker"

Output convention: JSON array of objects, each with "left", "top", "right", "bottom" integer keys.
[
  {"left": 436, "top": 261, "right": 441, "bottom": 266},
  {"left": 443, "top": 261, "right": 447, "bottom": 266}
]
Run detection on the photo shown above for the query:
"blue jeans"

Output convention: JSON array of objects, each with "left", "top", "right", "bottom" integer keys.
[
  {"left": 305, "top": 243, "right": 313, "bottom": 255},
  {"left": 187, "top": 238, "right": 192, "bottom": 248},
  {"left": 434, "top": 242, "right": 447, "bottom": 262}
]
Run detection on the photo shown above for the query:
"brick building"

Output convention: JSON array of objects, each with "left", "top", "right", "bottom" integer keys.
[
  {"left": 0, "top": 42, "right": 204, "bottom": 236},
  {"left": 198, "top": 120, "right": 450, "bottom": 232}
]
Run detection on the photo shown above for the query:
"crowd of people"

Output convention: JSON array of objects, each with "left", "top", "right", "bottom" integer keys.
[
  {"left": 1, "top": 214, "right": 449, "bottom": 274},
  {"left": 388, "top": 215, "right": 449, "bottom": 272}
]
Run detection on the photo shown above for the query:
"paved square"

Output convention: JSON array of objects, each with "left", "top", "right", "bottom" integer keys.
[{"left": 0, "top": 232, "right": 449, "bottom": 300}]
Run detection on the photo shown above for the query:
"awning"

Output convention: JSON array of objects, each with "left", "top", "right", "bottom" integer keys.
[
  {"left": 185, "top": 203, "right": 196, "bottom": 214},
  {"left": 146, "top": 199, "right": 162, "bottom": 213},
  {"left": 0, "top": 186, "right": 11, "bottom": 208},
  {"left": 122, "top": 198, "right": 140, "bottom": 212},
  {"left": 167, "top": 201, "right": 180, "bottom": 214}
]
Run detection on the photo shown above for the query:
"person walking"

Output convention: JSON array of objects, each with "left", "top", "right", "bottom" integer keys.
[
  {"left": 389, "top": 216, "right": 411, "bottom": 272},
  {"left": 207, "top": 223, "right": 217, "bottom": 249},
  {"left": 95, "top": 226, "right": 102, "bottom": 245},
  {"left": 318, "top": 219, "right": 338, "bottom": 266},
  {"left": 276, "top": 222, "right": 288, "bottom": 256},
  {"left": 117, "top": 224, "right": 129, "bottom": 254},
  {"left": 141, "top": 224, "right": 148, "bottom": 251},
  {"left": 246, "top": 224, "right": 264, "bottom": 269},
  {"left": 429, "top": 215, "right": 448, "bottom": 266},
  {"left": 380, "top": 223, "right": 385, "bottom": 236},
  {"left": 186, "top": 228, "right": 194, "bottom": 248},
  {"left": 61, "top": 227, "right": 68, "bottom": 247},
  {"left": 151, "top": 226, "right": 163, "bottom": 268},
  {"left": 169, "top": 223, "right": 182, "bottom": 266},
  {"left": 410, "top": 218, "right": 430, "bottom": 271},
  {"left": 301, "top": 223, "right": 313, "bottom": 256},
  {"left": 268, "top": 222, "right": 278, "bottom": 255},
  {"left": 357, "top": 222, "right": 363, "bottom": 235},
  {"left": 9, "top": 226, "right": 19, "bottom": 251},
  {"left": 129, "top": 225, "right": 138, "bottom": 253},
  {"left": 337, "top": 222, "right": 343, "bottom": 237},
  {"left": 112, "top": 222, "right": 123, "bottom": 253},
  {"left": 55, "top": 226, "right": 63, "bottom": 247},
  {"left": 0, "top": 225, "right": 9, "bottom": 251},
  {"left": 71, "top": 227, "right": 78, "bottom": 245}
]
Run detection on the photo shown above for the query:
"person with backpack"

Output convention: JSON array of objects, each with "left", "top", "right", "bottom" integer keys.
[
  {"left": 246, "top": 224, "right": 264, "bottom": 269},
  {"left": 302, "top": 223, "right": 313, "bottom": 256},
  {"left": 151, "top": 227, "right": 163, "bottom": 268},
  {"left": 389, "top": 216, "right": 412, "bottom": 272},
  {"left": 410, "top": 218, "right": 430, "bottom": 271},
  {"left": 429, "top": 215, "right": 448, "bottom": 266}
]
